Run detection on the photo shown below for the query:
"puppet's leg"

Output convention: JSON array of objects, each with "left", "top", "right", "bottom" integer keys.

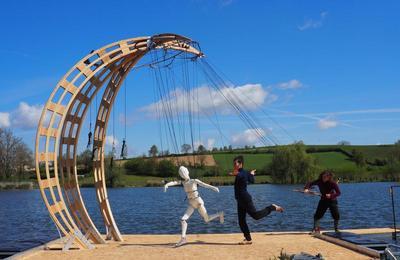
[
  {"left": 176, "top": 206, "right": 195, "bottom": 247},
  {"left": 198, "top": 203, "right": 224, "bottom": 224}
]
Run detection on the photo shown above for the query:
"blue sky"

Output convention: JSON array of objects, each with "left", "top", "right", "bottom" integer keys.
[{"left": 0, "top": 0, "right": 399, "bottom": 156}]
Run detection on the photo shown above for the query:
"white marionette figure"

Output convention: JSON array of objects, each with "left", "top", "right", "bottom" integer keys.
[{"left": 164, "top": 166, "right": 224, "bottom": 247}]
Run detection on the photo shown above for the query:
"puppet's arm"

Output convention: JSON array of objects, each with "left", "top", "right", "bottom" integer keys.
[
  {"left": 195, "top": 179, "right": 219, "bottom": 193},
  {"left": 164, "top": 181, "right": 181, "bottom": 192}
]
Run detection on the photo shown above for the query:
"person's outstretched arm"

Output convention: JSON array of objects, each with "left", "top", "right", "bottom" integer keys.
[
  {"left": 304, "top": 179, "right": 319, "bottom": 192},
  {"left": 164, "top": 181, "right": 181, "bottom": 192},
  {"left": 194, "top": 179, "right": 219, "bottom": 193},
  {"left": 247, "top": 169, "right": 256, "bottom": 184}
]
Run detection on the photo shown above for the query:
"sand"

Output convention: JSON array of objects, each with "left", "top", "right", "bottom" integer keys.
[{"left": 17, "top": 228, "right": 394, "bottom": 260}]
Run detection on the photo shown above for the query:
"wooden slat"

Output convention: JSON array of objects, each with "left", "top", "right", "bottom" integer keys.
[
  {"left": 76, "top": 93, "right": 90, "bottom": 104},
  {"left": 120, "top": 41, "right": 129, "bottom": 54},
  {"left": 65, "top": 114, "right": 81, "bottom": 124},
  {"left": 40, "top": 177, "right": 57, "bottom": 188},
  {"left": 39, "top": 152, "right": 55, "bottom": 162},
  {"left": 47, "top": 102, "right": 65, "bottom": 114},
  {"left": 40, "top": 127, "right": 57, "bottom": 137},
  {"left": 49, "top": 201, "right": 65, "bottom": 213},
  {"left": 60, "top": 158, "right": 74, "bottom": 167},
  {"left": 100, "top": 99, "right": 111, "bottom": 109},
  {"left": 60, "top": 79, "right": 78, "bottom": 94},
  {"left": 96, "top": 120, "right": 106, "bottom": 128},
  {"left": 98, "top": 49, "right": 110, "bottom": 63},
  {"left": 89, "top": 76, "right": 101, "bottom": 88},
  {"left": 93, "top": 139, "right": 103, "bottom": 146},
  {"left": 76, "top": 63, "right": 91, "bottom": 77},
  {"left": 61, "top": 137, "right": 76, "bottom": 145}
]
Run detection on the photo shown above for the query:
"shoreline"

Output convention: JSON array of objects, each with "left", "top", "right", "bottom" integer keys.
[{"left": 0, "top": 179, "right": 398, "bottom": 190}]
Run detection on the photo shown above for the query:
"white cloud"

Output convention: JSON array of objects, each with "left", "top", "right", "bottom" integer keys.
[
  {"left": 231, "top": 128, "right": 267, "bottom": 146},
  {"left": 142, "top": 83, "right": 276, "bottom": 117},
  {"left": 220, "top": 0, "right": 233, "bottom": 7},
  {"left": 298, "top": 11, "right": 328, "bottom": 31},
  {"left": 276, "top": 79, "right": 303, "bottom": 90},
  {"left": 318, "top": 118, "right": 338, "bottom": 130},
  {"left": 207, "top": 138, "right": 215, "bottom": 150},
  {"left": 105, "top": 135, "right": 119, "bottom": 147},
  {"left": 11, "top": 102, "right": 43, "bottom": 130},
  {"left": 193, "top": 140, "right": 203, "bottom": 151},
  {"left": 192, "top": 138, "right": 216, "bottom": 151},
  {"left": 0, "top": 112, "right": 11, "bottom": 127}
]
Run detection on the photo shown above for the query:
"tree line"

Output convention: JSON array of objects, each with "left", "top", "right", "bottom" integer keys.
[{"left": 0, "top": 128, "right": 33, "bottom": 181}]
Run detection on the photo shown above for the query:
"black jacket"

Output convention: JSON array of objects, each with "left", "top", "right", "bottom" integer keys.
[{"left": 234, "top": 168, "right": 254, "bottom": 200}]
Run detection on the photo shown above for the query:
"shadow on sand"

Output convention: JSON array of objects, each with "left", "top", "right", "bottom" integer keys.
[{"left": 119, "top": 240, "right": 238, "bottom": 248}]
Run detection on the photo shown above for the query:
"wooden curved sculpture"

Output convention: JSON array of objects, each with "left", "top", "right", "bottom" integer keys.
[{"left": 35, "top": 34, "right": 202, "bottom": 249}]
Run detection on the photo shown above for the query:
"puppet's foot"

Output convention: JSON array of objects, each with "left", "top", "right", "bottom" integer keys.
[
  {"left": 175, "top": 237, "right": 187, "bottom": 247},
  {"left": 272, "top": 204, "right": 284, "bottom": 212},
  {"left": 219, "top": 211, "right": 224, "bottom": 224}
]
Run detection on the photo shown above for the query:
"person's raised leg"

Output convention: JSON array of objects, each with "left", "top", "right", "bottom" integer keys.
[
  {"left": 246, "top": 198, "right": 284, "bottom": 220},
  {"left": 198, "top": 204, "right": 224, "bottom": 224},
  {"left": 176, "top": 206, "right": 195, "bottom": 247}
]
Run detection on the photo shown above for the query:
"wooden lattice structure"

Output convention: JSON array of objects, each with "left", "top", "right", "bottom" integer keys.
[{"left": 35, "top": 34, "right": 202, "bottom": 249}]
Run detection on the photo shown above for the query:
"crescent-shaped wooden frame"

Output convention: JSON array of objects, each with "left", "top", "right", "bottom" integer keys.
[{"left": 35, "top": 33, "right": 202, "bottom": 249}]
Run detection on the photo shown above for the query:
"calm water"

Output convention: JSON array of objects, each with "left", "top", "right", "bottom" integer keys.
[{"left": 0, "top": 182, "right": 399, "bottom": 252}]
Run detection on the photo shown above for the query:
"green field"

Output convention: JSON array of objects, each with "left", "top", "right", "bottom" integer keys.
[
  {"left": 310, "top": 152, "right": 356, "bottom": 169},
  {"left": 213, "top": 153, "right": 273, "bottom": 172},
  {"left": 340, "top": 145, "right": 398, "bottom": 161},
  {"left": 213, "top": 151, "right": 359, "bottom": 172},
  {"left": 77, "top": 144, "right": 399, "bottom": 187},
  {"left": 79, "top": 173, "right": 271, "bottom": 188},
  {"left": 80, "top": 174, "right": 165, "bottom": 187}
]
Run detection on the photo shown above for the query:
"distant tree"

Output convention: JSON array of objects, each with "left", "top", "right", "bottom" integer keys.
[
  {"left": 395, "top": 140, "right": 400, "bottom": 146},
  {"left": 149, "top": 145, "right": 158, "bottom": 157},
  {"left": 144, "top": 158, "right": 158, "bottom": 176},
  {"left": 269, "top": 143, "right": 318, "bottom": 184},
  {"left": 197, "top": 145, "right": 206, "bottom": 154},
  {"left": 352, "top": 149, "right": 366, "bottom": 168},
  {"left": 181, "top": 144, "right": 191, "bottom": 154},
  {"left": 0, "top": 128, "right": 33, "bottom": 180},
  {"left": 77, "top": 149, "right": 92, "bottom": 173},
  {"left": 158, "top": 160, "right": 176, "bottom": 177},
  {"left": 338, "top": 140, "right": 351, "bottom": 146},
  {"left": 124, "top": 158, "right": 144, "bottom": 174},
  {"left": 15, "top": 142, "right": 33, "bottom": 179},
  {"left": 105, "top": 151, "right": 120, "bottom": 187}
]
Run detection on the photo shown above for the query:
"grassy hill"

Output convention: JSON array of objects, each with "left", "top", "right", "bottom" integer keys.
[{"left": 75, "top": 144, "right": 399, "bottom": 188}]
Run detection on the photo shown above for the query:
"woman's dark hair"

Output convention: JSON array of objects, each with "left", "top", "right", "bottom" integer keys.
[
  {"left": 233, "top": 155, "right": 244, "bottom": 165},
  {"left": 318, "top": 170, "right": 334, "bottom": 181}
]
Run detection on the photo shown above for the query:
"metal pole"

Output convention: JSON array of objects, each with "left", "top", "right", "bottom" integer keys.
[{"left": 391, "top": 186, "right": 397, "bottom": 241}]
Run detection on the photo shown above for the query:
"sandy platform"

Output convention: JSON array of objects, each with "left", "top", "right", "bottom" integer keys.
[{"left": 17, "top": 228, "right": 394, "bottom": 260}]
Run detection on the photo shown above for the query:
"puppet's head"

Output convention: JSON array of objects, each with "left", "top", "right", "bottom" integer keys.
[{"left": 179, "top": 166, "right": 190, "bottom": 181}]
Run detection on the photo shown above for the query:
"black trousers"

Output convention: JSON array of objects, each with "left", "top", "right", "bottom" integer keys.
[
  {"left": 237, "top": 196, "right": 275, "bottom": 241},
  {"left": 314, "top": 199, "right": 340, "bottom": 221}
]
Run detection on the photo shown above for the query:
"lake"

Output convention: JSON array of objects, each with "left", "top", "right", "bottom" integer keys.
[{"left": 0, "top": 182, "right": 398, "bottom": 253}]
